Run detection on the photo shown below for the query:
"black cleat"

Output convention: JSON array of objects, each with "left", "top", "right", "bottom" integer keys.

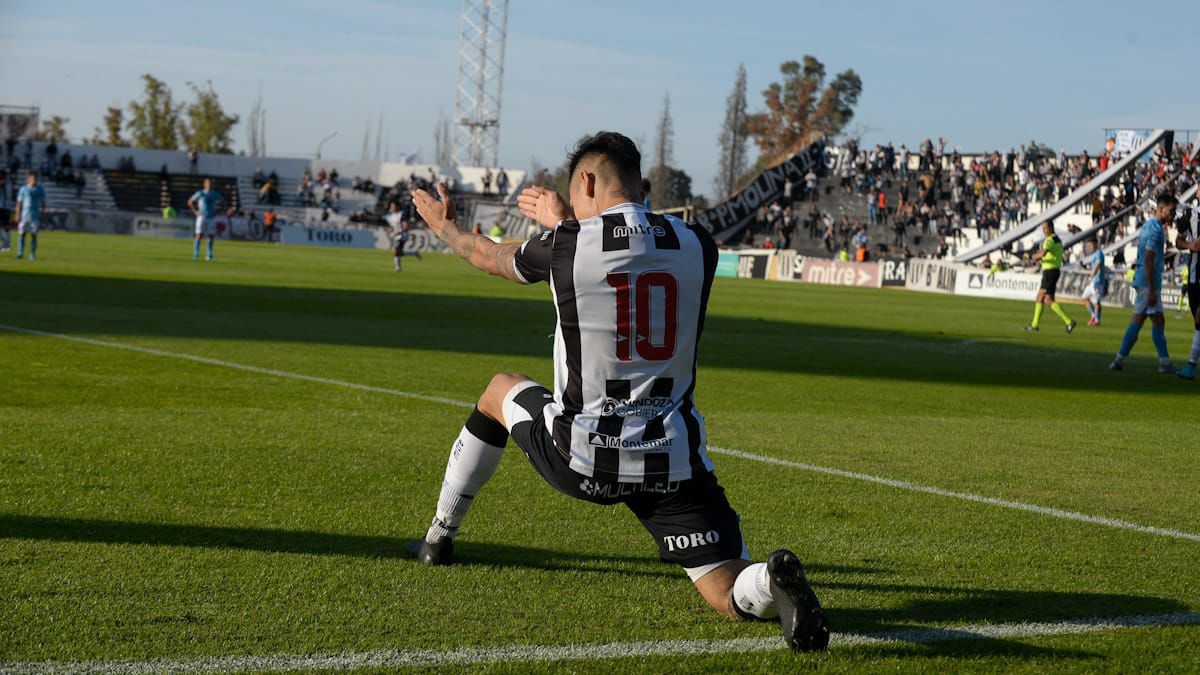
[
  {"left": 768, "top": 549, "right": 830, "bottom": 652},
  {"left": 1066, "top": 319, "right": 1077, "bottom": 334},
  {"left": 405, "top": 536, "right": 454, "bottom": 565}
]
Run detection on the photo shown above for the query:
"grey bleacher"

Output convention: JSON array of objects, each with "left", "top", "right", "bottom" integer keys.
[{"left": 8, "top": 169, "right": 116, "bottom": 212}]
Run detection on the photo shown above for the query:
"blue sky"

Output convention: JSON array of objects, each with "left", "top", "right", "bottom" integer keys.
[{"left": 2, "top": 0, "right": 1195, "bottom": 196}]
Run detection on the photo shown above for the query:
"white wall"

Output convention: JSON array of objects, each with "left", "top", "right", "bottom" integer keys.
[{"left": 19, "top": 140, "right": 524, "bottom": 193}]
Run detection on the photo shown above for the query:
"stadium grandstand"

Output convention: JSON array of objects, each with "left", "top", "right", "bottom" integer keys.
[
  {"left": 4, "top": 129, "right": 1196, "bottom": 298},
  {"left": 2, "top": 138, "right": 526, "bottom": 245}
]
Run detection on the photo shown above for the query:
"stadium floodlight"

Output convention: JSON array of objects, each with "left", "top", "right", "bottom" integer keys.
[
  {"left": 454, "top": 0, "right": 508, "bottom": 168},
  {"left": 315, "top": 131, "right": 338, "bottom": 160}
]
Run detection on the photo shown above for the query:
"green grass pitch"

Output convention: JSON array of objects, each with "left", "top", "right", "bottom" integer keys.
[{"left": 1, "top": 232, "right": 1197, "bottom": 672}]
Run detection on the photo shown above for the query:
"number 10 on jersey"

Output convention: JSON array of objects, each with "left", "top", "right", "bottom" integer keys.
[{"left": 606, "top": 271, "right": 678, "bottom": 361}]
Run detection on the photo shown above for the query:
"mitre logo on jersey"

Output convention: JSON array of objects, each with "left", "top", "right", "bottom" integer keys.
[
  {"left": 612, "top": 223, "right": 667, "bottom": 238},
  {"left": 587, "top": 432, "right": 621, "bottom": 448},
  {"left": 600, "top": 396, "right": 673, "bottom": 418}
]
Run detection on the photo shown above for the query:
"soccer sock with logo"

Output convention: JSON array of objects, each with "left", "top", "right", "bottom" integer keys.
[
  {"left": 1151, "top": 323, "right": 1169, "bottom": 360},
  {"left": 1050, "top": 302, "right": 1071, "bottom": 325},
  {"left": 1031, "top": 303, "right": 1044, "bottom": 328},
  {"left": 193, "top": 239, "right": 201, "bottom": 259},
  {"left": 1095, "top": 303, "right": 1102, "bottom": 322},
  {"left": 425, "top": 407, "right": 508, "bottom": 543},
  {"left": 731, "top": 563, "right": 778, "bottom": 620},
  {"left": 17, "top": 234, "right": 25, "bottom": 257},
  {"left": 30, "top": 234, "right": 36, "bottom": 257},
  {"left": 1189, "top": 329, "right": 1200, "bottom": 366},
  {"left": 206, "top": 238, "right": 214, "bottom": 258},
  {"left": 1116, "top": 322, "right": 1140, "bottom": 359}
]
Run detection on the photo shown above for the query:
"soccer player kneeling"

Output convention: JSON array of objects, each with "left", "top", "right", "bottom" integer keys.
[{"left": 406, "top": 132, "right": 830, "bottom": 652}]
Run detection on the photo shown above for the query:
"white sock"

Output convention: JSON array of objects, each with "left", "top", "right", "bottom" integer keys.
[
  {"left": 1190, "top": 329, "right": 1200, "bottom": 365},
  {"left": 732, "top": 562, "right": 777, "bottom": 619},
  {"left": 425, "top": 408, "right": 508, "bottom": 543}
]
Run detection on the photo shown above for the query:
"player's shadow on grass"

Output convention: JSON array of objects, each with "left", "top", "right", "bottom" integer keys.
[
  {"left": 1, "top": 272, "right": 1188, "bottom": 396},
  {"left": 0, "top": 513, "right": 879, "bottom": 581},
  {"left": 826, "top": 579, "right": 1189, "bottom": 660},
  {"left": 3, "top": 513, "right": 821, "bottom": 581}
]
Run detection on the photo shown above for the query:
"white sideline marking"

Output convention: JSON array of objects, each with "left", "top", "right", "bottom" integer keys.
[
  {"left": 710, "top": 447, "right": 1200, "bottom": 543},
  {"left": 2, "top": 323, "right": 1198, "bottom": 545},
  {"left": 3, "top": 612, "right": 1198, "bottom": 673}
]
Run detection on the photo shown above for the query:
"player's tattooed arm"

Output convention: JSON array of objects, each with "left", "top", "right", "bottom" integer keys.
[{"left": 412, "top": 183, "right": 525, "bottom": 282}]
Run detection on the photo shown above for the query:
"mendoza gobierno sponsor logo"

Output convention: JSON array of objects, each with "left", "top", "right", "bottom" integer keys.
[{"left": 601, "top": 395, "right": 673, "bottom": 418}]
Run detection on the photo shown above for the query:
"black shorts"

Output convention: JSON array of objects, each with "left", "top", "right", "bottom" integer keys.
[
  {"left": 1040, "top": 268, "right": 1061, "bottom": 294},
  {"left": 505, "top": 383, "right": 746, "bottom": 569},
  {"left": 1189, "top": 282, "right": 1200, "bottom": 324}
]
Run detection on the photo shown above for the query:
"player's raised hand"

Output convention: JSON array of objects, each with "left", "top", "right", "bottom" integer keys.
[
  {"left": 517, "top": 185, "right": 572, "bottom": 229},
  {"left": 413, "top": 183, "right": 457, "bottom": 236}
]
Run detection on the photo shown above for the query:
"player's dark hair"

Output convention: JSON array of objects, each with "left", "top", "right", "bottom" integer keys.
[
  {"left": 1157, "top": 193, "right": 1177, "bottom": 208},
  {"left": 567, "top": 132, "right": 642, "bottom": 191},
  {"left": 27, "top": 170, "right": 37, "bottom": 178}
]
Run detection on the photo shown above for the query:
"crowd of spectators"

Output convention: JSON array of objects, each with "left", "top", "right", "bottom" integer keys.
[{"left": 745, "top": 135, "right": 1198, "bottom": 263}]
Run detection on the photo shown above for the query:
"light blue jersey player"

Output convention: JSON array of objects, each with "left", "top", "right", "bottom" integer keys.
[
  {"left": 15, "top": 170, "right": 46, "bottom": 260},
  {"left": 1082, "top": 238, "right": 1105, "bottom": 325},
  {"left": 187, "top": 177, "right": 224, "bottom": 261},
  {"left": 1111, "top": 195, "right": 1176, "bottom": 372}
]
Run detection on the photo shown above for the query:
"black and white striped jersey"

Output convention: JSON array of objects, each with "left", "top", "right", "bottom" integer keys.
[
  {"left": 513, "top": 203, "right": 718, "bottom": 483},
  {"left": 1188, "top": 202, "right": 1199, "bottom": 280}
]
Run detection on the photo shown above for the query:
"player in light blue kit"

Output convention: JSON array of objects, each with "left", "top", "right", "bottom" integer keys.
[
  {"left": 1081, "top": 238, "right": 1105, "bottom": 326},
  {"left": 1110, "top": 195, "right": 1176, "bottom": 372},
  {"left": 15, "top": 170, "right": 46, "bottom": 260},
  {"left": 187, "top": 177, "right": 225, "bottom": 261}
]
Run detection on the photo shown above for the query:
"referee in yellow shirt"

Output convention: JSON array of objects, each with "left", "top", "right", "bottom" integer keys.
[{"left": 1025, "top": 220, "right": 1077, "bottom": 332}]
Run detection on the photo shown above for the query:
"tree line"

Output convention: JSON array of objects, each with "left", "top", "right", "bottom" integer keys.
[
  {"left": 34, "top": 56, "right": 859, "bottom": 205},
  {"left": 35, "top": 74, "right": 240, "bottom": 154},
  {"left": 533, "top": 54, "right": 861, "bottom": 211}
]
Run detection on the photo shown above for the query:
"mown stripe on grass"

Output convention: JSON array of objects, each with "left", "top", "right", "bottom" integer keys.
[
  {"left": 3, "top": 612, "right": 1198, "bottom": 673},
  {"left": 3, "top": 323, "right": 1198, "bottom": 544},
  {"left": 709, "top": 447, "right": 1200, "bottom": 543}
]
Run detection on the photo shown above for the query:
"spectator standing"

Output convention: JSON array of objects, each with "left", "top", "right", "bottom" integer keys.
[
  {"left": 804, "top": 168, "right": 818, "bottom": 202},
  {"left": 263, "top": 208, "right": 277, "bottom": 242},
  {"left": 496, "top": 168, "right": 509, "bottom": 197}
]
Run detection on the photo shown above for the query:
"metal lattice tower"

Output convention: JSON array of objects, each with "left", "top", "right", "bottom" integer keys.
[{"left": 455, "top": 0, "right": 508, "bottom": 167}]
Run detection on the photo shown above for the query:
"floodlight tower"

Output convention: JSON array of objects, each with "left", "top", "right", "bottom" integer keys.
[{"left": 454, "top": 0, "right": 508, "bottom": 168}]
